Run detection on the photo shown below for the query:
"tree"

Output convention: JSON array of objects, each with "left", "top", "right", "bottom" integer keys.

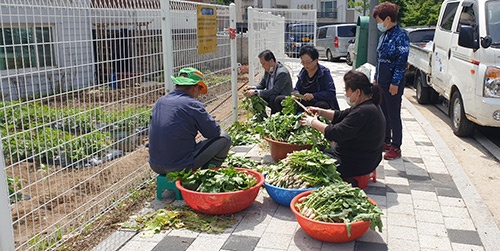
[
  {"left": 400, "top": 0, "right": 442, "bottom": 27},
  {"left": 348, "top": 0, "right": 370, "bottom": 15}
]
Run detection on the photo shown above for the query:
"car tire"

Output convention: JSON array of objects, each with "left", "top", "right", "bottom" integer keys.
[
  {"left": 346, "top": 52, "right": 353, "bottom": 66},
  {"left": 415, "top": 71, "right": 430, "bottom": 104},
  {"left": 327, "top": 50, "right": 334, "bottom": 62},
  {"left": 450, "top": 91, "right": 475, "bottom": 137}
]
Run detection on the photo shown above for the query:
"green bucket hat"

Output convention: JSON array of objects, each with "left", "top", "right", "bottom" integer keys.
[{"left": 170, "top": 67, "right": 207, "bottom": 94}]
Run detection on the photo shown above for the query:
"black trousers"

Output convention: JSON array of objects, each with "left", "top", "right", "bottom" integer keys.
[{"left": 380, "top": 84, "right": 404, "bottom": 148}]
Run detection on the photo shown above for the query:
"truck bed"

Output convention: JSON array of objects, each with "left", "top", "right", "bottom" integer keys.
[{"left": 407, "top": 42, "right": 432, "bottom": 74}]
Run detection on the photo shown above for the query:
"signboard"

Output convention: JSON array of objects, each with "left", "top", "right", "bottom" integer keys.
[{"left": 197, "top": 5, "right": 217, "bottom": 54}]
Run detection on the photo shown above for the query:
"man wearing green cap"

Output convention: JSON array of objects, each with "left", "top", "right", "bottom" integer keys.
[{"left": 148, "top": 67, "right": 232, "bottom": 176}]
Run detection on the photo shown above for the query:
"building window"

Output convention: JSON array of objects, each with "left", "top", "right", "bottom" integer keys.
[
  {"left": 0, "top": 26, "right": 54, "bottom": 70},
  {"left": 321, "top": 1, "right": 335, "bottom": 12}
]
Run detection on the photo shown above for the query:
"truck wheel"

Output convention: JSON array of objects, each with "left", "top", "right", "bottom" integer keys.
[
  {"left": 450, "top": 91, "right": 475, "bottom": 137},
  {"left": 415, "top": 72, "right": 430, "bottom": 104},
  {"left": 346, "top": 52, "right": 353, "bottom": 66},
  {"left": 327, "top": 50, "right": 334, "bottom": 62}
]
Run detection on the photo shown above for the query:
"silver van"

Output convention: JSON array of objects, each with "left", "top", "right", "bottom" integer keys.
[{"left": 316, "top": 24, "right": 356, "bottom": 61}]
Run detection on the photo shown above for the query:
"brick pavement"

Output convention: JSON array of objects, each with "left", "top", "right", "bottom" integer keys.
[{"left": 94, "top": 62, "right": 500, "bottom": 251}]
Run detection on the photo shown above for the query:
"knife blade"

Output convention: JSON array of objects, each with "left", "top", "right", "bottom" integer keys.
[{"left": 292, "top": 97, "right": 313, "bottom": 116}]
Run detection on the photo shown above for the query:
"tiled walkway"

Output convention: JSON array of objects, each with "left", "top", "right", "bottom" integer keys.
[{"left": 94, "top": 62, "right": 499, "bottom": 251}]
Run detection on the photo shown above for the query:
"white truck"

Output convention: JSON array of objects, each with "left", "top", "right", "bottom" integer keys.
[{"left": 406, "top": 0, "right": 500, "bottom": 136}]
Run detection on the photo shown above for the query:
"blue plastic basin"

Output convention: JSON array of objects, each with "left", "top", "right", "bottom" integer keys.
[{"left": 264, "top": 181, "right": 319, "bottom": 206}]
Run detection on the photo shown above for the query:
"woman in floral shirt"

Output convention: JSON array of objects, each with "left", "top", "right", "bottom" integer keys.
[{"left": 372, "top": 2, "right": 409, "bottom": 160}]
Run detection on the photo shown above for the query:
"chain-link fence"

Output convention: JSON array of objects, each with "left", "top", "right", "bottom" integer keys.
[{"left": 0, "top": 0, "right": 237, "bottom": 250}]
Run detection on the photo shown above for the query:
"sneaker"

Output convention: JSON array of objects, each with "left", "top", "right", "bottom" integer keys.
[
  {"left": 384, "top": 146, "right": 401, "bottom": 160},
  {"left": 383, "top": 143, "right": 391, "bottom": 152}
]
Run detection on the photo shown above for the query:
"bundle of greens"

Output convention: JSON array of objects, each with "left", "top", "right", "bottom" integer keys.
[
  {"left": 222, "top": 151, "right": 263, "bottom": 171},
  {"left": 295, "top": 183, "right": 383, "bottom": 236},
  {"left": 167, "top": 167, "right": 257, "bottom": 193},
  {"left": 240, "top": 95, "right": 268, "bottom": 122},
  {"left": 265, "top": 148, "right": 342, "bottom": 189},
  {"left": 255, "top": 113, "right": 328, "bottom": 147},
  {"left": 226, "top": 121, "right": 260, "bottom": 146}
]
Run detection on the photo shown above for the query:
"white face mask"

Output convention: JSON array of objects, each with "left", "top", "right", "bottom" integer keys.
[
  {"left": 345, "top": 90, "right": 359, "bottom": 107},
  {"left": 377, "top": 22, "right": 387, "bottom": 32},
  {"left": 268, "top": 66, "right": 274, "bottom": 73}
]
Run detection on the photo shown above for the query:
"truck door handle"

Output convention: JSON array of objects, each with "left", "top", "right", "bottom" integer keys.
[{"left": 448, "top": 49, "right": 451, "bottom": 59}]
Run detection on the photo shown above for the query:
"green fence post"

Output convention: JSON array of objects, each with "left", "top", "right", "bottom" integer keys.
[{"left": 354, "top": 16, "right": 369, "bottom": 68}]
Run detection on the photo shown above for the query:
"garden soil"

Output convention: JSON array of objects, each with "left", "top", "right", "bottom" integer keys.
[{"left": 8, "top": 72, "right": 250, "bottom": 251}]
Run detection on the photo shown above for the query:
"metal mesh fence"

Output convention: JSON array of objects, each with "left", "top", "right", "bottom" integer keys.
[
  {"left": 247, "top": 8, "right": 316, "bottom": 86},
  {"left": 0, "top": 0, "right": 236, "bottom": 250}
]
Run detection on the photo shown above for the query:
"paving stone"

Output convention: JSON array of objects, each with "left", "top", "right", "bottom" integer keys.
[
  {"left": 364, "top": 186, "right": 387, "bottom": 196},
  {"left": 435, "top": 186, "right": 462, "bottom": 198},
  {"left": 385, "top": 184, "right": 411, "bottom": 194},
  {"left": 354, "top": 241, "right": 388, "bottom": 251},
  {"left": 383, "top": 169, "right": 405, "bottom": 178},
  {"left": 409, "top": 180, "right": 436, "bottom": 192},
  {"left": 412, "top": 199, "right": 441, "bottom": 211},
  {"left": 411, "top": 190, "right": 438, "bottom": 201},
  {"left": 416, "top": 221, "right": 448, "bottom": 236},
  {"left": 387, "top": 225, "right": 418, "bottom": 240},
  {"left": 291, "top": 228, "right": 322, "bottom": 249},
  {"left": 403, "top": 156, "right": 424, "bottom": 164},
  {"left": 441, "top": 206, "right": 471, "bottom": 218},
  {"left": 320, "top": 241, "right": 355, "bottom": 251},
  {"left": 415, "top": 141, "right": 434, "bottom": 146},
  {"left": 186, "top": 235, "right": 227, "bottom": 251},
  {"left": 450, "top": 243, "right": 485, "bottom": 251},
  {"left": 418, "top": 234, "right": 453, "bottom": 250},
  {"left": 447, "top": 229, "right": 483, "bottom": 246},
  {"left": 256, "top": 232, "right": 293, "bottom": 249},
  {"left": 92, "top": 230, "right": 137, "bottom": 251},
  {"left": 386, "top": 192, "right": 412, "bottom": 205},
  {"left": 443, "top": 216, "right": 477, "bottom": 231},
  {"left": 438, "top": 196, "right": 466, "bottom": 208},
  {"left": 387, "top": 238, "right": 420, "bottom": 251},
  {"left": 415, "top": 210, "right": 445, "bottom": 224},
  {"left": 387, "top": 212, "right": 417, "bottom": 228},
  {"left": 385, "top": 176, "right": 410, "bottom": 186},
  {"left": 264, "top": 218, "right": 298, "bottom": 235},
  {"left": 152, "top": 236, "right": 194, "bottom": 251},
  {"left": 221, "top": 235, "right": 260, "bottom": 251}
]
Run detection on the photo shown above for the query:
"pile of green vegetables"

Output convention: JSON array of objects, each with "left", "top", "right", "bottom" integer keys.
[
  {"left": 240, "top": 95, "right": 268, "bottom": 122},
  {"left": 265, "top": 148, "right": 342, "bottom": 189},
  {"left": 227, "top": 121, "right": 260, "bottom": 146},
  {"left": 295, "top": 183, "right": 383, "bottom": 236},
  {"left": 255, "top": 113, "right": 328, "bottom": 147},
  {"left": 222, "top": 151, "right": 263, "bottom": 172},
  {"left": 167, "top": 167, "right": 258, "bottom": 193}
]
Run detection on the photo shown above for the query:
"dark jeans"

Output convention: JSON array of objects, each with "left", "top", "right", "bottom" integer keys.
[
  {"left": 380, "top": 84, "right": 404, "bottom": 148},
  {"left": 263, "top": 95, "right": 282, "bottom": 114},
  {"left": 150, "top": 132, "right": 232, "bottom": 175}
]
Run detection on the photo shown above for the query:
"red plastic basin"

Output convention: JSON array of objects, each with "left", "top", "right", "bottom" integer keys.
[
  {"left": 263, "top": 137, "right": 312, "bottom": 162},
  {"left": 176, "top": 168, "right": 264, "bottom": 215},
  {"left": 290, "top": 190, "right": 371, "bottom": 243}
]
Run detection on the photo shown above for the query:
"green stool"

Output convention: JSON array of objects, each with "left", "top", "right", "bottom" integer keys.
[{"left": 156, "top": 175, "right": 183, "bottom": 200}]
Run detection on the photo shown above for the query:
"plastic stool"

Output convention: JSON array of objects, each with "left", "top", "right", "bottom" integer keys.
[
  {"left": 350, "top": 170, "right": 377, "bottom": 189},
  {"left": 156, "top": 175, "right": 183, "bottom": 200}
]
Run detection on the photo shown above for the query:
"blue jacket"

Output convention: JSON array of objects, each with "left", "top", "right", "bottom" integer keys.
[
  {"left": 294, "top": 64, "right": 339, "bottom": 110},
  {"left": 149, "top": 89, "right": 220, "bottom": 170},
  {"left": 374, "top": 24, "right": 410, "bottom": 86}
]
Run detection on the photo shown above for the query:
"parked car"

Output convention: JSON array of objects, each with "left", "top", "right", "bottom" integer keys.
[
  {"left": 345, "top": 38, "right": 356, "bottom": 66},
  {"left": 285, "top": 23, "right": 315, "bottom": 57},
  {"left": 403, "top": 26, "right": 436, "bottom": 86},
  {"left": 316, "top": 24, "right": 356, "bottom": 61}
]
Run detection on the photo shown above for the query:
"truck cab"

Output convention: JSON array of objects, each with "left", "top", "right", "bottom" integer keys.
[{"left": 428, "top": 0, "right": 500, "bottom": 136}]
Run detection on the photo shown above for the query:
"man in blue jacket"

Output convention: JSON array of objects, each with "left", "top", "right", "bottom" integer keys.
[{"left": 148, "top": 67, "right": 232, "bottom": 175}]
